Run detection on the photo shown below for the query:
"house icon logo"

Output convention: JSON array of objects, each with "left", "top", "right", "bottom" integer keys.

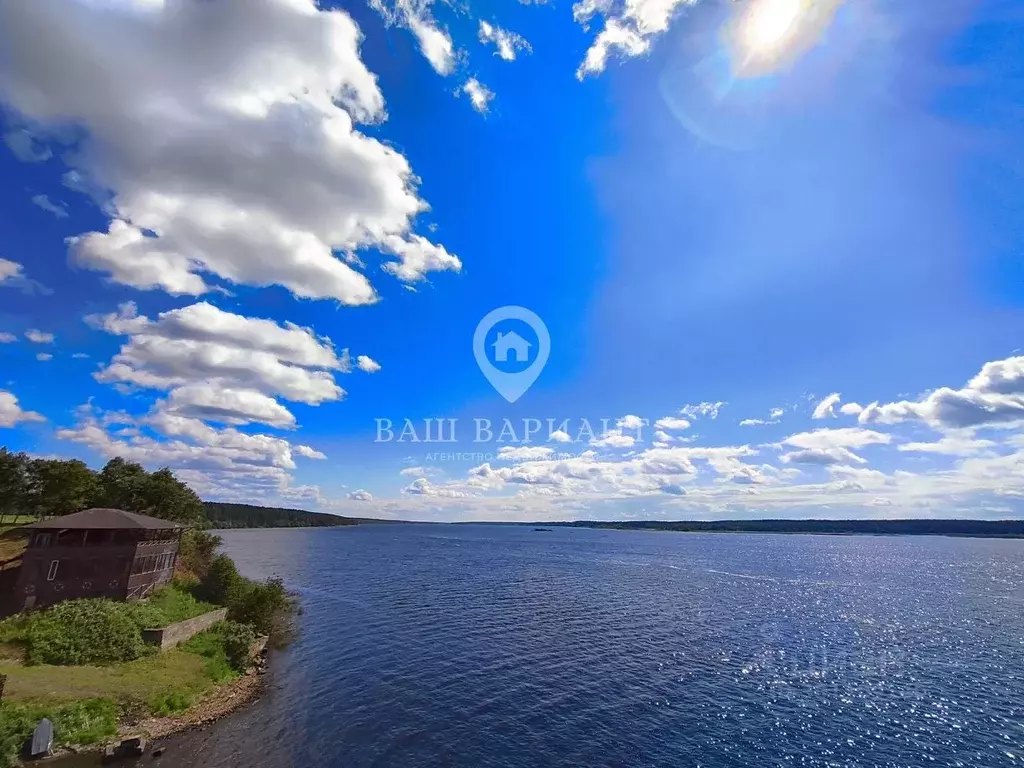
[
  {"left": 473, "top": 306, "right": 550, "bottom": 403},
  {"left": 492, "top": 331, "right": 531, "bottom": 363}
]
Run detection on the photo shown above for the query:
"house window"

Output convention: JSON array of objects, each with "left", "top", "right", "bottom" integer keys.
[
  {"left": 46, "top": 560, "right": 60, "bottom": 581},
  {"left": 34, "top": 533, "right": 52, "bottom": 548}
]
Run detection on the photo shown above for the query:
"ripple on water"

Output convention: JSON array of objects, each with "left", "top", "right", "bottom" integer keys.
[{"left": 103, "top": 526, "right": 1024, "bottom": 768}]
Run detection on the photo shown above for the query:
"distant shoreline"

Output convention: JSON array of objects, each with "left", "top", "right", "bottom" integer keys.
[{"left": 523, "top": 519, "right": 1024, "bottom": 540}]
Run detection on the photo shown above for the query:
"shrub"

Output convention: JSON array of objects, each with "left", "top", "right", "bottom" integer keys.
[
  {"left": 195, "top": 554, "right": 244, "bottom": 606},
  {"left": 25, "top": 600, "right": 147, "bottom": 666},
  {"left": 227, "top": 578, "right": 289, "bottom": 636},
  {"left": 177, "top": 529, "right": 222, "bottom": 578},
  {"left": 216, "top": 621, "right": 257, "bottom": 672}
]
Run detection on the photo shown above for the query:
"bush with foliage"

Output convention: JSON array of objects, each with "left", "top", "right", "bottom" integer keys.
[
  {"left": 0, "top": 583, "right": 217, "bottom": 666},
  {"left": 177, "top": 529, "right": 222, "bottom": 578},
  {"left": 195, "top": 553, "right": 244, "bottom": 605},
  {"left": 228, "top": 578, "right": 290, "bottom": 636},
  {"left": 215, "top": 621, "right": 257, "bottom": 672},
  {"left": 25, "top": 599, "right": 149, "bottom": 666}
]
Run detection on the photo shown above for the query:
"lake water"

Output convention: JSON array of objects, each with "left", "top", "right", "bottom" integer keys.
[{"left": 143, "top": 525, "right": 1024, "bottom": 767}]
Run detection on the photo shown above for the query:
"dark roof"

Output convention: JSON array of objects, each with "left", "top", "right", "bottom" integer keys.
[{"left": 23, "top": 508, "right": 186, "bottom": 531}]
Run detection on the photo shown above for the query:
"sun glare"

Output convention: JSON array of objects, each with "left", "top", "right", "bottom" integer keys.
[
  {"left": 725, "top": 0, "right": 840, "bottom": 77},
  {"left": 743, "top": 0, "right": 804, "bottom": 52}
]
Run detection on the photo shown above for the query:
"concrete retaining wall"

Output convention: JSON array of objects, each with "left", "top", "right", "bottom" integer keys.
[{"left": 142, "top": 607, "right": 228, "bottom": 650}]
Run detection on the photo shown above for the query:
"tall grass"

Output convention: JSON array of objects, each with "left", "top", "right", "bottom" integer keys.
[{"left": 0, "top": 699, "right": 117, "bottom": 768}]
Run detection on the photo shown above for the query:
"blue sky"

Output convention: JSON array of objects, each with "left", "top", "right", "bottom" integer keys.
[{"left": 1, "top": 0, "right": 1023, "bottom": 521}]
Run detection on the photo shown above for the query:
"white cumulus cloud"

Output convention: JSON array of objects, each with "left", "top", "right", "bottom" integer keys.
[
  {"left": 356, "top": 355, "right": 382, "bottom": 373},
  {"left": 478, "top": 21, "right": 531, "bottom": 61},
  {"left": 0, "top": 390, "right": 45, "bottom": 427},
  {"left": 461, "top": 78, "right": 495, "bottom": 114},
  {"left": 574, "top": 0, "right": 697, "bottom": 78},
  {"left": 0, "top": 0, "right": 460, "bottom": 305},
  {"left": 25, "top": 329, "right": 54, "bottom": 344}
]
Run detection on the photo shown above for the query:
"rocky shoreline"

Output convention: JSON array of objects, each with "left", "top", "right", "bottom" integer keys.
[
  {"left": 39, "top": 646, "right": 270, "bottom": 766},
  {"left": 127, "top": 653, "right": 267, "bottom": 742}
]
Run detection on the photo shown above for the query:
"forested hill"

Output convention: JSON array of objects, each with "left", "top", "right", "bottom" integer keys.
[
  {"left": 555, "top": 519, "right": 1024, "bottom": 538},
  {"left": 203, "top": 502, "right": 363, "bottom": 529}
]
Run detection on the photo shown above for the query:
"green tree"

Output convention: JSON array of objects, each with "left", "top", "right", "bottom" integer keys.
[
  {"left": 96, "top": 457, "right": 148, "bottom": 510},
  {"left": 138, "top": 467, "right": 204, "bottom": 523},
  {"left": 0, "top": 448, "right": 30, "bottom": 524},
  {"left": 25, "top": 458, "right": 99, "bottom": 518}
]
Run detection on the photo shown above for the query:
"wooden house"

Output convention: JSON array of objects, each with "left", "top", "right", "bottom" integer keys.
[{"left": 8, "top": 508, "right": 185, "bottom": 613}]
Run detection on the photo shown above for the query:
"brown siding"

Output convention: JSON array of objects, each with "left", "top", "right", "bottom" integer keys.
[{"left": 11, "top": 530, "right": 181, "bottom": 612}]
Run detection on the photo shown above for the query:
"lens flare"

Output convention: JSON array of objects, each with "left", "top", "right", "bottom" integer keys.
[
  {"left": 726, "top": 0, "right": 842, "bottom": 78},
  {"left": 743, "top": 0, "right": 804, "bottom": 52}
]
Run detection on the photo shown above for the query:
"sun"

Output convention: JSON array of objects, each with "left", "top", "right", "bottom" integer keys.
[
  {"left": 726, "top": 0, "right": 842, "bottom": 77},
  {"left": 742, "top": 0, "right": 805, "bottom": 53}
]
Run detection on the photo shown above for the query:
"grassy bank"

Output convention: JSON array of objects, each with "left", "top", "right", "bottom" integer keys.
[
  {"left": 0, "top": 535, "right": 290, "bottom": 766},
  {"left": 0, "top": 627, "right": 247, "bottom": 765}
]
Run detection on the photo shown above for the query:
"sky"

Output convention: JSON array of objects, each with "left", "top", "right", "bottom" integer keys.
[{"left": 1, "top": 0, "right": 1023, "bottom": 522}]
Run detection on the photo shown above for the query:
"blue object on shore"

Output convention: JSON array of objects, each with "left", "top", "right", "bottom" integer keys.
[{"left": 30, "top": 718, "right": 53, "bottom": 759}]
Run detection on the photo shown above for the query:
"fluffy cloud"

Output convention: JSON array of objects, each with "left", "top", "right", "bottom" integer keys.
[
  {"left": 356, "top": 355, "right": 382, "bottom": 373},
  {"left": 35, "top": 353, "right": 53, "bottom": 362},
  {"left": 590, "top": 430, "right": 636, "bottom": 449},
  {"left": 740, "top": 407, "right": 786, "bottom": 427},
  {"left": 347, "top": 489, "right": 373, "bottom": 501},
  {"left": 0, "top": 0, "right": 459, "bottom": 305},
  {"left": 840, "top": 402, "right": 864, "bottom": 416},
  {"left": 4, "top": 128, "right": 51, "bottom": 162},
  {"left": 0, "top": 259, "right": 19, "bottom": 283},
  {"left": 380, "top": 234, "right": 462, "bottom": 282},
  {"left": 461, "top": 79, "right": 495, "bottom": 114},
  {"left": 680, "top": 401, "right": 726, "bottom": 419},
  {"left": 25, "top": 329, "right": 54, "bottom": 344},
  {"left": 0, "top": 333, "right": 16, "bottom": 343},
  {"left": 779, "top": 427, "right": 892, "bottom": 466},
  {"left": 160, "top": 385, "right": 298, "bottom": 429},
  {"left": 57, "top": 403, "right": 327, "bottom": 501},
  {"left": 0, "top": 390, "right": 45, "bottom": 427},
  {"left": 812, "top": 392, "right": 842, "bottom": 419},
  {"left": 294, "top": 444, "right": 327, "bottom": 460},
  {"left": 574, "top": 0, "right": 696, "bottom": 78},
  {"left": 859, "top": 356, "right": 1024, "bottom": 430},
  {"left": 87, "top": 302, "right": 362, "bottom": 425},
  {"left": 0, "top": 258, "right": 48, "bottom": 294},
  {"left": 371, "top": 0, "right": 456, "bottom": 75},
  {"left": 654, "top": 416, "right": 690, "bottom": 431},
  {"left": 548, "top": 429, "right": 572, "bottom": 443},
  {"left": 897, "top": 436, "right": 996, "bottom": 456},
  {"left": 478, "top": 21, "right": 531, "bottom": 61},
  {"left": 403, "top": 477, "right": 465, "bottom": 497},
  {"left": 616, "top": 414, "right": 646, "bottom": 431},
  {"left": 497, "top": 445, "right": 555, "bottom": 461},
  {"left": 31, "top": 194, "right": 68, "bottom": 218}
]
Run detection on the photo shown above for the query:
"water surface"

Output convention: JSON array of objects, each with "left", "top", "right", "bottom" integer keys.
[{"left": 145, "top": 525, "right": 1024, "bottom": 766}]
